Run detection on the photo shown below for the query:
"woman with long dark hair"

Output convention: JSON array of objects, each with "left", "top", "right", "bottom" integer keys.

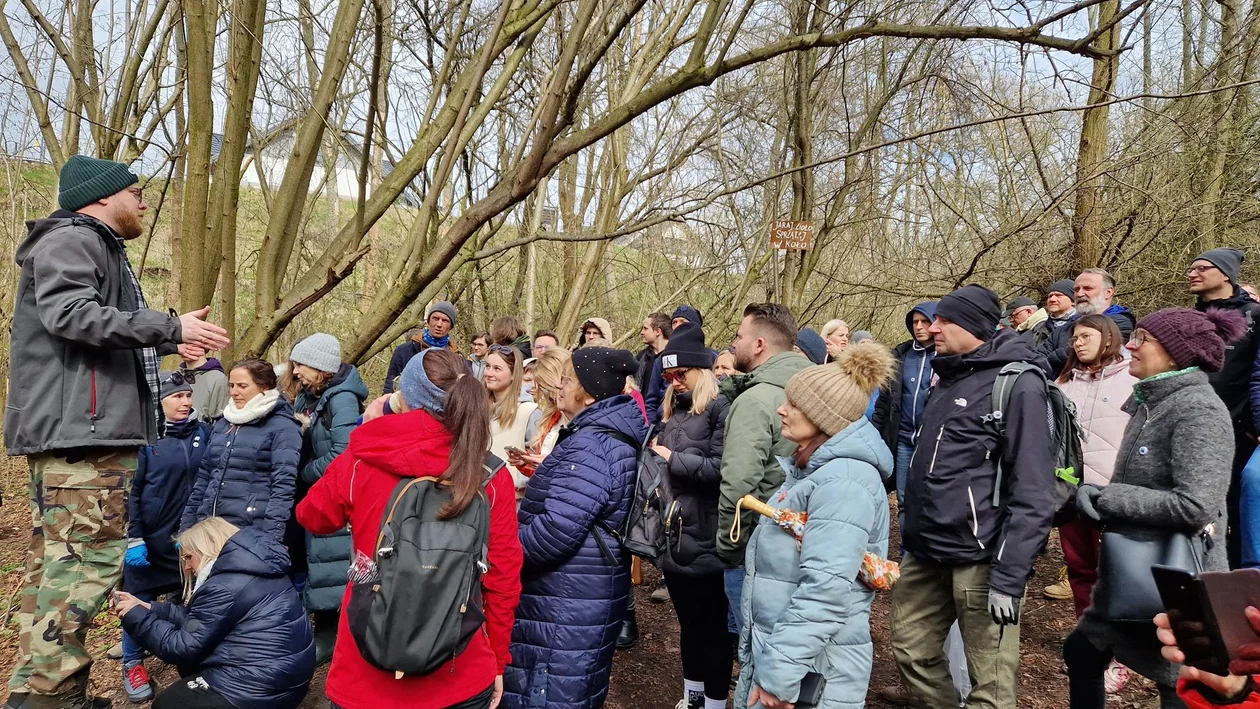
[
  {"left": 297, "top": 349, "right": 523, "bottom": 709},
  {"left": 180, "top": 358, "right": 301, "bottom": 541}
]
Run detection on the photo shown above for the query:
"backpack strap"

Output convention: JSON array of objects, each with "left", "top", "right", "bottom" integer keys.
[{"left": 987, "top": 363, "right": 1046, "bottom": 508}]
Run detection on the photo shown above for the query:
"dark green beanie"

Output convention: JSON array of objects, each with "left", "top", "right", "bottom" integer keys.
[{"left": 58, "top": 155, "right": 139, "bottom": 212}]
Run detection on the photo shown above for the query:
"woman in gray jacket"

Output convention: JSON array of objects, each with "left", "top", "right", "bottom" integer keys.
[
  {"left": 1067, "top": 307, "right": 1244, "bottom": 709},
  {"left": 735, "top": 342, "right": 894, "bottom": 709}
]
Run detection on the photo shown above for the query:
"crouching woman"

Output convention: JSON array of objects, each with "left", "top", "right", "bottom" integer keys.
[
  {"left": 735, "top": 342, "right": 894, "bottom": 709},
  {"left": 113, "top": 517, "right": 315, "bottom": 709}
]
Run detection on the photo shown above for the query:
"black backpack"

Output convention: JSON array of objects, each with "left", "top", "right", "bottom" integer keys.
[
  {"left": 593, "top": 427, "right": 678, "bottom": 563},
  {"left": 346, "top": 455, "right": 500, "bottom": 677},
  {"left": 990, "top": 363, "right": 1085, "bottom": 524}
]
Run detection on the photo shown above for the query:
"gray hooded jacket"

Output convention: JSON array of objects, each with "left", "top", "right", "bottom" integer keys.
[{"left": 5, "top": 211, "right": 182, "bottom": 455}]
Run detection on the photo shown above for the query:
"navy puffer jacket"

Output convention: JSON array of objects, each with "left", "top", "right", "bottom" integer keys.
[
  {"left": 121, "top": 526, "right": 315, "bottom": 709},
  {"left": 181, "top": 396, "right": 301, "bottom": 541},
  {"left": 504, "top": 395, "right": 646, "bottom": 709},
  {"left": 127, "top": 416, "right": 211, "bottom": 596},
  {"left": 658, "top": 392, "right": 730, "bottom": 577}
]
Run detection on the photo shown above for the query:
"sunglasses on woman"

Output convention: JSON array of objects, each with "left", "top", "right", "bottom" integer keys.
[
  {"left": 662, "top": 369, "right": 687, "bottom": 385},
  {"left": 166, "top": 370, "right": 196, "bottom": 385}
]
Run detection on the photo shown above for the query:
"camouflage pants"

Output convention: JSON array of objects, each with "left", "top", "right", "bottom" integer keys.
[{"left": 8, "top": 448, "right": 134, "bottom": 696}]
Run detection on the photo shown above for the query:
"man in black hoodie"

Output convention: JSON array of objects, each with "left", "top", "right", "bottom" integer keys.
[
  {"left": 5, "top": 156, "right": 229, "bottom": 709},
  {"left": 891, "top": 285, "right": 1056, "bottom": 709},
  {"left": 1189, "top": 248, "right": 1260, "bottom": 568}
]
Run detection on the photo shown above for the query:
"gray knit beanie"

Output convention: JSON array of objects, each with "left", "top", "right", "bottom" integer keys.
[
  {"left": 427, "top": 301, "right": 458, "bottom": 328},
  {"left": 290, "top": 333, "right": 342, "bottom": 373},
  {"left": 58, "top": 155, "right": 139, "bottom": 211}
]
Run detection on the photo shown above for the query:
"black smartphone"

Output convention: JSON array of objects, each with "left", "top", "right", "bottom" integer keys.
[
  {"left": 795, "top": 672, "right": 826, "bottom": 708},
  {"left": 1152, "top": 565, "right": 1231, "bottom": 675}
]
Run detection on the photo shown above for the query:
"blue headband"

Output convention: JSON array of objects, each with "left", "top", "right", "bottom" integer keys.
[{"left": 400, "top": 349, "right": 448, "bottom": 415}]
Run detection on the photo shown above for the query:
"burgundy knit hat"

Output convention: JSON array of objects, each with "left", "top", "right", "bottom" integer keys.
[{"left": 1135, "top": 308, "right": 1246, "bottom": 372}]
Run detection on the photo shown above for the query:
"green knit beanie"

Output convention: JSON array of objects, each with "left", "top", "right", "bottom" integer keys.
[{"left": 58, "top": 155, "right": 139, "bottom": 212}]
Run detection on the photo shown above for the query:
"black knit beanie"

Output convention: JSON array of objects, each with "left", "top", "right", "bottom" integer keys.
[
  {"left": 659, "top": 323, "right": 713, "bottom": 369},
  {"left": 936, "top": 284, "right": 1001, "bottom": 341},
  {"left": 571, "top": 347, "right": 640, "bottom": 401},
  {"left": 1048, "top": 279, "right": 1076, "bottom": 299}
]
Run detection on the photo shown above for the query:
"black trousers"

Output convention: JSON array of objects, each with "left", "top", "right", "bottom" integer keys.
[
  {"left": 331, "top": 684, "right": 494, "bottom": 709},
  {"left": 153, "top": 676, "right": 234, "bottom": 709},
  {"left": 664, "top": 569, "right": 733, "bottom": 700},
  {"left": 1063, "top": 629, "right": 1185, "bottom": 709}
]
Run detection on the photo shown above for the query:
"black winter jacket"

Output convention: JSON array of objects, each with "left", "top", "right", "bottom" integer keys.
[
  {"left": 658, "top": 392, "right": 730, "bottom": 577},
  {"left": 1196, "top": 288, "right": 1260, "bottom": 432},
  {"left": 121, "top": 527, "right": 315, "bottom": 709},
  {"left": 1038, "top": 306, "right": 1136, "bottom": 376},
  {"left": 5, "top": 211, "right": 182, "bottom": 455},
  {"left": 126, "top": 416, "right": 211, "bottom": 596},
  {"left": 901, "top": 330, "right": 1057, "bottom": 597},
  {"left": 181, "top": 397, "right": 301, "bottom": 541}
]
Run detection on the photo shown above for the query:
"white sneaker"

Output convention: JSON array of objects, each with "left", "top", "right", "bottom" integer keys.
[{"left": 1103, "top": 660, "right": 1133, "bottom": 694}]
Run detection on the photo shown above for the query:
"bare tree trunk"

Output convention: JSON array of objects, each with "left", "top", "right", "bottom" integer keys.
[{"left": 1071, "top": 0, "right": 1120, "bottom": 271}]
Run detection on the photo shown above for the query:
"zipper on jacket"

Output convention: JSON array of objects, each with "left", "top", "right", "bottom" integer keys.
[
  {"left": 927, "top": 426, "right": 944, "bottom": 475},
  {"left": 967, "top": 486, "right": 986, "bottom": 550},
  {"left": 89, "top": 369, "right": 98, "bottom": 433}
]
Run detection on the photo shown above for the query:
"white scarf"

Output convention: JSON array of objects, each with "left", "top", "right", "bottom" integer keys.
[
  {"left": 193, "top": 556, "right": 217, "bottom": 594},
  {"left": 222, "top": 389, "right": 281, "bottom": 425}
]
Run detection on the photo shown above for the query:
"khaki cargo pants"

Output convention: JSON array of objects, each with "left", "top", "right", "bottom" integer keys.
[
  {"left": 8, "top": 448, "right": 134, "bottom": 696},
  {"left": 891, "top": 552, "right": 1022, "bottom": 709}
]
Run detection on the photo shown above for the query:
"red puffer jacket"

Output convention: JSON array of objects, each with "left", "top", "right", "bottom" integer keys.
[{"left": 297, "top": 408, "right": 523, "bottom": 709}]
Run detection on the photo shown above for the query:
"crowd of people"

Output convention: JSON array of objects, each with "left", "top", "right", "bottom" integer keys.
[{"left": 7, "top": 155, "right": 1260, "bottom": 709}]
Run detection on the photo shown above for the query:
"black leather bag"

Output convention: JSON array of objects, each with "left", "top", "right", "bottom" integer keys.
[{"left": 1096, "top": 529, "right": 1205, "bottom": 623}]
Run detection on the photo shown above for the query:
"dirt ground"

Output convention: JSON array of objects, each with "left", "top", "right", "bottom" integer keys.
[{"left": 0, "top": 456, "right": 1166, "bottom": 708}]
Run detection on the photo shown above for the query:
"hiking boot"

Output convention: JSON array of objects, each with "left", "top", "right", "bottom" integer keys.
[
  {"left": 104, "top": 642, "right": 123, "bottom": 660},
  {"left": 615, "top": 610, "right": 638, "bottom": 650},
  {"left": 19, "top": 685, "right": 112, "bottom": 709},
  {"left": 1042, "top": 566, "right": 1072, "bottom": 600},
  {"left": 650, "top": 580, "right": 670, "bottom": 603},
  {"left": 314, "top": 626, "right": 337, "bottom": 666},
  {"left": 877, "top": 685, "right": 910, "bottom": 706},
  {"left": 123, "top": 661, "right": 154, "bottom": 703}
]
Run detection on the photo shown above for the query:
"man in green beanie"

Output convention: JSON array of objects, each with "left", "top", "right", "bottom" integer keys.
[{"left": 5, "top": 155, "right": 231, "bottom": 709}]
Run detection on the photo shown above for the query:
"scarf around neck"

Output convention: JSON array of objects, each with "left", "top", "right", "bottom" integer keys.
[
  {"left": 422, "top": 328, "right": 450, "bottom": 349},
  {"left": 222, "top": 389, "right": 281, "bottom": 425}
]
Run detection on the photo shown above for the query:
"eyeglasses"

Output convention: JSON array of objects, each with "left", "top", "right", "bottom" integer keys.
[
  {"left": 1070, "top": 332, "right": 1100, "bottom": 345},
  {"left": 127, "top": 186, "right": 144, "bottom": 201},
  {"left": 1186, "top": 265, "right": 1220, "bottom": 277},
  {"left": 490, "top": 344, "right": 517, "bottom": 359},
  {"left": 662, "top": 369, "right": 689, "bottom": 385},
  {"left": 1128, "top": 329, "right": 1158, "bottom": 347}
]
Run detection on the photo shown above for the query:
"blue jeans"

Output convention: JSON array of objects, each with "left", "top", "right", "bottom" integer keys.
[
  {"left": 1240, "top": 445, "right": 1260, "bottom": 568},
  {"left": 724, "top": 567, "right": 744, "bottom": 635},
  {"left": 121, "top": 590, "right": 158, "bottom": 664},
  {"left": 895, "top": 439, "right": 914, "bottom": 530}
]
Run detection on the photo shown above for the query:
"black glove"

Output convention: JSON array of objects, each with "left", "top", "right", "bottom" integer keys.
[
  {"left": 988, "top": 588, "right": 1020, "bottom": 625},
  {"left": 1076, "top": 484, "right": 1103, "bottom": 522}
]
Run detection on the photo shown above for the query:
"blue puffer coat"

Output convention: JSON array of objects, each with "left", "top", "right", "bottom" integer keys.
[
  {"left": 126, "top": 416, "right": 211, "bottom": 596},
  {"left": 733, "top": 417, "right": 892, "bottom": 709},
  {"left": 503, "top": 395, "right": 646, "bottom": 709},
  {"left": 293, "top": 365, "right": 367, "bottom": 611},
  {"left": 181, "top": 396, "right": 302, "bottom": 542},
  {"left": 121, "top": 526, "right": 315, "bottom": 709}
]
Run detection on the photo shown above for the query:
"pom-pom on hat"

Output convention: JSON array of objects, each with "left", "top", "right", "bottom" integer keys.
[
  {"left": 1135, "top": 307, "right": 1246, "bottom": 373},
  {"left": 785, "top": 341, "right": 895, "bottom": 436},
  {"left": 571, "top": 347, "right": 639, "bottom": 402}
]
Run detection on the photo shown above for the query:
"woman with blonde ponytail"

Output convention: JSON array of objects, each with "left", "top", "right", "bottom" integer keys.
[{"left": 734, "top": 342, "right": 896, "bottom": 709}]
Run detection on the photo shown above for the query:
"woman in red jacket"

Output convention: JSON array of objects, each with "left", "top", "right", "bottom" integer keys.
[{"left": 297, "top": 348, "right": 523, "bottom": 709}]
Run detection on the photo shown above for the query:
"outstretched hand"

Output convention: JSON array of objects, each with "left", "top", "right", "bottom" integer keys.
[
  {"left": 179, "top": 306, "right": 231, "bottom": 351},
  {"left": 1156, "top": 612, "right": 1251, "bottom": 699}
]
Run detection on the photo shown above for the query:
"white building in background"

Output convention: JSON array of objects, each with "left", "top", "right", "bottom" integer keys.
[{"left": 213, "top": 129, "right": 423, "bottom": 208}]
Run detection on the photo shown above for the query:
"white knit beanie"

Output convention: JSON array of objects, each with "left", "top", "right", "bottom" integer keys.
[{"left": 291, "top": 333, "right": 342, "bottom": 374}]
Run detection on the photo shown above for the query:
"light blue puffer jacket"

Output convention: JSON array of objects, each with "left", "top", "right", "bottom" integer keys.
[{"left": 734, "top": 417, "right": 892, "bottom": 709}]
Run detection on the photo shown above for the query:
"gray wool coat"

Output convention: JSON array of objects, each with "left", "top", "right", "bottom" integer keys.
[{"left": 1075, "top": 368, "right": 1234, "bottom": 688}]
